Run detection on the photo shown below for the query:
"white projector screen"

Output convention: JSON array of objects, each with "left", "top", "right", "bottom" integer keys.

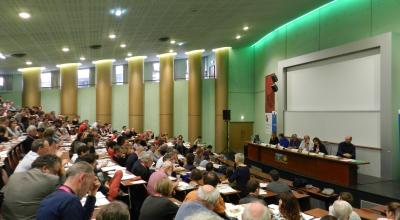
[{"left": 284, "top": 49, "right": 381, "bottom": 148}]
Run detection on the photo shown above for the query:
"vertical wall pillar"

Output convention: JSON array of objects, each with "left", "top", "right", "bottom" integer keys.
[
  {"left": 127, "top": 56, "right": 146, "bottom": 133},
  {"left": 59, "top": 63, "right": 79, "bottom": 119},
  {"left": 20, "top": 67, "right": 42, "bottom": 107},
  {"left": 214, "top": 47, "right": 230, "bottom": 153},
  {"left": 187, "top": 50, "right": 203, "bottom": 143},
  {"left": 94, "top": 59, "right": 114, "bottom": 124},
  {"left": 159, "top": 53, "right": 175, "bottom": 136}
]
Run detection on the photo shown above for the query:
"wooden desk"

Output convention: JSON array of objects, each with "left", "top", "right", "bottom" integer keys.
[
  {"left": 246, "top": 142, "right": 369, "bottom": 186},
  {"left": 305, "top": 208, "right": 328, "bottom": 217},
  {"left": 305, "top": 208, "right": 384, "bottom": 220}
]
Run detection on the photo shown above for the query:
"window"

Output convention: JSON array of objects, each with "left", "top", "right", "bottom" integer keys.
[
  {"left": 203, "top": 55, "right": 216, "bottom": 79},
  {"left": 152, "top": 62, "right": 160, "bottom": 81},
  {"left": 78, "top": 68, "right": 90, "bottom": 87},
  {"left": 41, "top": 72, "right": 52, "bottom": 88},
  {"left": 0, "top": 77, "right": 4, "bottom": 87},
  {"left": 115, "top": 65, "right": 124, "bottom": 85},
  {"left": 185, "top": 60, "right": 189, "bottom": 80}
]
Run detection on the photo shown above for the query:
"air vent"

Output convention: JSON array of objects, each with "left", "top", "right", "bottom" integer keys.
[
  {"left": 11, "top": 53, "right": 27, "bottom": 58},
  {"left": 89, "top": 44, "right": 102, "bottom": 49},
  {"left": 159, "top": 37, "right": 170, "bottom": 42}
]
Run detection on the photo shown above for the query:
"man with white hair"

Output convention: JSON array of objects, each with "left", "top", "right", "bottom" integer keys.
[
  {"left": 329, "top": 200, "right": 353, "bottom": 220},
  {"left": 242, "top": 202, "right": 272, "bottom": 220},
  {"left": 147, "top": 160, "right": 174, "bottom": 196},
  {"left": 175, "top": 185, "right": 221, "bottom": 220},
  {"left": 126, "top": 145, "right": 145, "bottom": 171},
  {"left": 21, "top": 125, "right": 37, "bottom": 153}
]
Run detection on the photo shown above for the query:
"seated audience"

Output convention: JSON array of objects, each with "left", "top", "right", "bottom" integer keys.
[
  {"left": 329, "top": 200, "right": 354, "bottom": 220},
  {"left": 194, "top": 147, "right": 204, "bottom": 166},
  {"left": 155, "top": 144, "right": 169, "bottom": 169},
  {"left": 96, "top": 201, "right": 130, "bottom": 220},
  {"left": 199, "top": 154, "right": 211, "bottom": 168},
  {"left": 189, "top": 168, "right": 203, "bottom": 187},
  {"left": 175, "top": 139, "right": 187, "bottom": 156},
  {"left": 15, "top": 139, "right": 51, "bottom": 173},
  {"left": 185, "top": 211, "right": 223, "bottom": 220},
  {"left": 269, "top": 133, "right": 279, "bottom": 145},
  {"left": 185, "top": 171, "right": 225, "bottom": 215},
  {"left": 289, "top": 134, "right": 301, "bottom": 148},
  {"left": 205, "top": 162, "right": 214, "bottom": 172},
  {"left": 228, "top": 153, "right": 250, "bottom": 197},
  {"left": 0, "top": 126, "right": 10, "bottom": 143},
  {"left": 71, "top": 143, "right": 89, "bottom": 163},
  {"left": 126, "top": 145, "right": 144, "bottom": 171},
  {"left": 266, "top": 169, "right": 290, "bottom": 194},
  {"left": 112, "top": 145, "right": 128, "bottom": 167},
  {"left": 278, "top": 133, "right": 289, "bottom": 148},
  {"left": 147, "top": 160, "right": 174, "bottom": 196},
  {"left": 320, "top": 215, "right": 338, "bottom": 220},
  {"left": 7, "top": 118, "right": 22, "bottom": 138},
  {"left": 299, "top": 135, "right": 313, "bottom": 151},
  {"left": 184, "top": 153, "right": 196, "bottom": 171},
  {"left": 242, "top": 202, "right": 272, "bottom": 220},
  {"left": 312, "top": 137, "right": 328, "bottom": 154},
  {"left": 21, "top": 125, "right": 38, "bottom": 153},
  {"left": 36, "top": 161, "right": 101, "bottom": 220},
  {"left": 176, "top": 185, "right": 221, "bottom": 220},
  {"left": 337, "top": 136, "right": 356, "bottom": 159},
  {"left": 239, "top": 179, "right": 264, "bottom": 204},
  {"left": 1, "top": 155, "right": 62, "bottom": 220},
  {"left": 334, "top": 192, "right": 361, "bottom": 220},
  {"left": 386, "top": 202, "right": 400, "bottom": 220},
  {"left": 139, "top": 177, "right": 179, "bottom": 220},
  {"left": 279, "top": 191, "right": 302, "bottom": 220}
]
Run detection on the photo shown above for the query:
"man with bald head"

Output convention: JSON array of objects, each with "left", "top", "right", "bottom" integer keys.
[
  {"left": 337, "top": 136, "right": 356, "bottom": 159},
  {"left": 242, "top": 202, "right": 272, "bottom": 220}
]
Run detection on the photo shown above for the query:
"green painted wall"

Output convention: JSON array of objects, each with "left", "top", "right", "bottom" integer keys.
[
  {"left": 112, "top": 85, "right": 129, "bottom": 131},
  {"left": 1, "top": 91, "right": 22, "bottom": 108},
  {"left": 41, "top": 89, "right": 60, "bottom": 114},
  {"left": 144, "top": 82, "right": 160, "bottom": 135},
  {"left": 77, "top": 87, "right": 96, "bottom": 124},
  {"left": 173, "top": 80, "right": 188, "bottom": 138}
]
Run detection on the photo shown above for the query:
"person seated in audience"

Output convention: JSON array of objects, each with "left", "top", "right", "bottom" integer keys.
[
  {"left": 175, "top": 139, "right": 187, "bottom": 156},
  {"left": 0, "top": 125, "right": 10, "bottom": 143},
  {"left": 37, "top": 127, "right": 45, "bottom": 139},
  {"left": 337, "top": 136, "right": 356, "bottom": 159},
  {"left": 386, "top": 202, "right": 400, "bottom": 220},
  {"left": 139, "top": 177, "right": 179, "bottom": 220},
  {"left": 279, "top": 133, "right": 289, "bottom": 148},
  {"left": 206, "top": 162, "right": 214, "bottom": 172},
  {"left": 334, "top": 192, "right": 361, "bottom": 220},
  {"left": 320, "top": 215, "right": 338, "bottom": 220},
  {"left": 21, "top": 125, "right": 38, "bottom": 153},
  {"left": 312, "top": 137, "right": 328, "bottom": 154},
  {"left": 155, "top": 144, "right": 169, "bottom": 168},
  {"left": 199, "top": 154, "right": 212, "bottom": 168},
  {"left": 126, "top": 145, "right": 144, "bottom": 171},
  {"left": 15, "top": 139, "right": 51, "bottom": 173},
  {"left": 228, "top": 153, "right": 250, "bottom": 197},
  {"left": 242, "top": 202, "right": 272, "bottom": 220},
  {"left": 96, "top": 201, "right": 130, "bottom": 220},
  {"left": 106, "top": 140, "right": 116, "bottom": 158},
  {"left": 189, "top": 168, "right": 203, "bottom": 187},
  {"left": 184, "top": 153, "right": 196, "bottom": 171},
  {"left": 112, "top": 145, "right": 128, "bottom": 167},
  {"left": 193, "top": 135, "right": 202, "bottom": 145},
  {"left": 289, "top": 134, "right": 301, "bottom": 148},
  {"left": 329, "top": 200, "right": 353, "bottom": 220},
  {"left": 71, "top": 143, "right": 89, "bottom": 163},
  {"left": 147, "top": 160, "right": 174, "bottom": 196},
  {"left": 279, "top": 191, "right": 302, "bottom": 220},
  {"left": 239, "top": 179, "right": 264, "bottom": 204},
  {"left": 269, "top": 133, "right": 279, "bottom": 145},
  {"left": 36, "top": 161, "right": 101, "bottom": 220},
  {"left": 176, "top": 185, "right": 222, "bottom": 220},
  {"left": 1, "top": 155, "right": 63, "bottom": 220},
  {"left": 194, "top": 147, "right": 205, "bottom": 166},
  {"left": 184, "top": 171, "right": 225, "bottom": 215},
  {"left": 7, "top": 118, "right": 22, "bottom": 138},
  {"left": 266, "top": 169, "right": 290, "bottom": 194},
  {"left": 299, "top": 135, "right": 313, "bottom": 151},
  {"left": 185, "top": 211, "right": 223, "bottom": 220}
]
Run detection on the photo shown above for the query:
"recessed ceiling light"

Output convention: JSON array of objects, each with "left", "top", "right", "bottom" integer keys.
[
  {"left": 0, "top": 53, "right": 6, "bottom": 59},
  {"left": 26, "top": 61, "right": 32, "bottom": 65},
  {"left": 170, "top": 40, "right": 176, "bottom": 44},
  {"left": 62, "top": 47, "right": 70, "bottom": 52},
  {"left": 120, "top": 43, "right": 126, "bottom": 48},
  {"left": 169, "top": 49, "right": 174, "bottom": 53},
  {"left": 236, "top": 35, "right": 241, "bottom": 39},
  {"left": 80, "top": 56, "right": 86, "bottom": 61},
  {"left": 243, "top": 26, "right": 249, "bottom": 31},
  {"left": 178, "top": 42, "right": 184, "bottom": 46},
  {"left": 110, "top": 8, "right": 127, "bottom": 17},
  {"left": 127, "top": 52, "right": 132, "bottom": 57},
  {"left": 19, "top": 12, "right": 31, "bottom": 19},
  {"left": 109, "top": 34, "right": 116, "bottom": 39}
]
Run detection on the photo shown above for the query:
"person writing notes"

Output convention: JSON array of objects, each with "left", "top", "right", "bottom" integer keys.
[
  {"left": 312, "top": 137, "right": 328, "bottom": 154},
  {"left": 337, "top": 136, "right": 356, "bottom": 159},
  {"left": 299, "top": 135, "right": 313, "bottom": 151}
]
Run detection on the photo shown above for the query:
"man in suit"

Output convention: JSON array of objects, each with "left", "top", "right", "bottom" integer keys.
[
  {"left": 21, "top": 125, "right": 38, "bottom": 154},
  {"left": 2, "top": 155, "right": 63, "bottom": 220},
  {"left": 336, "top": 136, "right": 356, "bottom": 159},
  {"left": 266, "top": 169, "right": 290, "bottom": 194}
]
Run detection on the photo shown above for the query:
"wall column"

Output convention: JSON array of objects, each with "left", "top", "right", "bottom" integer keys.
[
  {"left": 127, "top": 56, "right": 146, "bottom": 133},
  {"left": 59, "top": 63, "right": 79, "bottom": 119},
  {"left": 20, "top": 67, "right": 42, "bottom": 107},
  {"left": 187, "top": 50, "right": 203, "bottom": 143},
  {"left": 214, "top": 47, "right": 230, "bottom": 153},
  {"left": 94, "top": 59, "right": 114, "bottom": 124},
  {"left": 159, "top": 53, "right": 175, "bottom": 136}
]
